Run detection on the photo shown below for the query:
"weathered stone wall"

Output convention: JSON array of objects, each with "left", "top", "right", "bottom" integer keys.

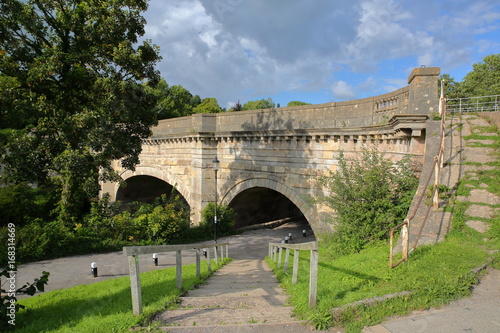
[{"left": 101, "top": 67, "right": 440, "bottom": 234}]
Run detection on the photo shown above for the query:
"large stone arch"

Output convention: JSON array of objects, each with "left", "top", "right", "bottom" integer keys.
[
  {"left": 220, "top": 177, "right": 321, "bottom": 234},
  {"left": 117, "top": 166, "right": 192, "bottom": 209}
]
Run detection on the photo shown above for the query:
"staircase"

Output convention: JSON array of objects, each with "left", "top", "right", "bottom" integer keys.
[
  {"left": 406, "top": 111, "right": 500, "bottom": 248},
  {"left": 153, "top": 259, "right": 310, "bottom": 332}
]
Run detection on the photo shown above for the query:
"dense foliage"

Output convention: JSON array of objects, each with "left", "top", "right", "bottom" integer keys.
[
  {"left": 147, "top": 79, "right": 211, "bottom": 119},
  {"left": 0, "top": 0, "right": 161, "bottom": 222},
  {"left": 318, "top": 148, "right": 418, "bottom": 254},
  {"left": 240, "top": 97, "right": 275, "bottom": 110},
  {"left": 0, "top": 183, "right": 57, "bottom": 228},
  {"left": 440, "top": 53, "right": 500, "bottom": 98},
  {"left": 0, "top": 192, "right": 236, "bottom": 265},
  {"left": 201, "top": 202, "right": 237, "bottom": 238},
  {"left": 287, "top": 101, "right": 311, "bottom": 106}
]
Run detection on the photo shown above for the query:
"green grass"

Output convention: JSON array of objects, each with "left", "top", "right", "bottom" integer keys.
[
  {"left": 15, "top": 258, "right": 231, "bottom": 332},
  {"left": 268, "top": 230, "right": 496, "bottom": 332}
]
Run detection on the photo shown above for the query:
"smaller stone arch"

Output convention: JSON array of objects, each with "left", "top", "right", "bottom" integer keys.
[
  {"left": 118, "top": 166, "right": 192, "bottom": 209},
  {"left": 221, "top": 177, "right": 321, "bottom": 234}
]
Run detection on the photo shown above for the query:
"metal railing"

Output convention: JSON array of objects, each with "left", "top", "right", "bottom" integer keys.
[{"left": 446, "top": 95, "right": 500, "bottom": 113}]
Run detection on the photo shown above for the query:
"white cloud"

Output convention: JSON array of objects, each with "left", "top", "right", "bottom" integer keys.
[
  {"left": 142, "top": 0, "right": 500, "bottom": 107},
  {"left": 331, "top": 81, "right": 356, "bottom": 100}
]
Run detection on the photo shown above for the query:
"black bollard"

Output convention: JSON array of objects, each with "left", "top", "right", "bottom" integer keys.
[{"left": 91, "top": 262, "right": 98, "bottom": 277}]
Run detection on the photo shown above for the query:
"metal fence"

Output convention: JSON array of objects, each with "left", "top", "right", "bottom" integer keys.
[{"left": 446, "top": 95, "right": 500, "bottom": 113}]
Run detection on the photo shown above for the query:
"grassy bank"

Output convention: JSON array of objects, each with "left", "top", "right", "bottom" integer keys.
[
  {"left": 269, "top": 230, "right": 497, "bottom": 332},
  {"left": 15, "top": 259, "right": 230, "bottom": 332}
]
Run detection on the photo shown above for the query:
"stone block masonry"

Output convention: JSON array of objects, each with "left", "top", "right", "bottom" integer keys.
[{"left": 101, "top": 67, "right": 440, "bottom": 235}]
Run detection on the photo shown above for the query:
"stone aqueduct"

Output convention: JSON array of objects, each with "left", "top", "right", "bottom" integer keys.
[{"left": 101, "top": 67, "right": 441, "bottom": 235}]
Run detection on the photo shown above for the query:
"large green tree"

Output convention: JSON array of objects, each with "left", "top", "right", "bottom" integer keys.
[
  {"left": 192, "top": 97, "right": 222, "bottom": 114},
  {"left": 459, "top": 54, "right": 500, "bottom": 97},
  {"left": 440, "top": 54, "right": 500, "bottom": 99},
  {"left": 148, "top": 79, "right": 200, "bottom": 119},
  {"left": 318, "top": 148, "right": 418, "bottom": 254},
  {"left": 242, "top": 97, "right": 275, "bottom": 110},
  {"left": 438, "top": 73, "right": 461, "bottom": 99},
  {"left": 0, "top": 0, "right": 161, "bottom": 223},
  {"left": 286, "top": 100, "right": 311, "bottom": 106}
]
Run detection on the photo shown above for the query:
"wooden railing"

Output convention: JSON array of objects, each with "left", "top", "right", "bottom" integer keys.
[
  {"left": 268, "top": 241, "right": 318, "bottom": 307},
  {"left": 123, "top": 242, "right": 229, "bottom": 315}
]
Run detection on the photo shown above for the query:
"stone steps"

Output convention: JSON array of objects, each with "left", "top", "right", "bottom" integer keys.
[
  {"left": 152, "top": 259, "right": 309, "bottom": 332},
  {"left": 179, "top": 295, "right": 289, "bottom": 308},
  {"left": 407, "top": 113, "right": 498, "bottom": 248},
  {"left": 156, "top": 306, "right": 295, "bottom": 326}
]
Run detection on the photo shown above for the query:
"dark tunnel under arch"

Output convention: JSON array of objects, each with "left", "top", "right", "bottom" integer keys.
[
  {"left": 116, "top": 175, "right": 187, "bottom": 206},
  {"left": 228, "top": 186, "right": 305, "bottom": 229}
]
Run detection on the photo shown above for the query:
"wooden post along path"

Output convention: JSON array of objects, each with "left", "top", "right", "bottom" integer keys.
[
  {"left": 268, "top": 241, "right": 318, "bottom": 307},
  {"left": 123, "top": 242, "right": 229, "bottom": 315}
]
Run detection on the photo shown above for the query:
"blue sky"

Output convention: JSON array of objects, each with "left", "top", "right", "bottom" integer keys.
[{"left": 143, "top": 0, "right": 500, "bottom": 109}]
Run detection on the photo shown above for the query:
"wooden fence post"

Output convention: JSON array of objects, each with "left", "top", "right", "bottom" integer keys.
[
  {"left": 284, "top": 248, "right": 290, "bottom": 274},
  {"left": 277, "top": 247, "right": 283, "bottom": 268},
  {"left": 128, "top": 255, "right": 142, "bottom": 315},
  {"left": 292, "top": 249, "right": 299, "bottom": 284},
  {"left": 176, "top": 250, "right": 182, "bottom": 290},
  {"left": 309, "top": 248, "right": 318, "bottom": 307},
  {"left": 195, "top": 249, "right": 201, "bottom": 279},
  {"left": 206, "top": 246, "right": 212, "bottom": 272}
]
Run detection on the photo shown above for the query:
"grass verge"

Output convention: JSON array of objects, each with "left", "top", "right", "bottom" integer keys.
[
  {"left": 269, "top": 229, "right": 497, "bottom": 332},
  {"left": 15, "top": 258, "right": 231, "bottom": 332}
]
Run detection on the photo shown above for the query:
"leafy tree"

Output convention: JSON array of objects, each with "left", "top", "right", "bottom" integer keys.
[
  {"left": 147, "top": 79, "right": 198, "bottom": 119},
  {"left": 228, "top": 100, "right": 243, "bottom": 112},
  {"left": 242, "top": 97, "right": 275, "bottom": 110},
  {"left": 0, "top": 74, "right": 34, "bottom": 129},
  {"left": 190, "top": 94, "right": 202, "bottom": 107},
  {"left": 438, "top": 74, "right": 461, "bottom": 99},
  {"left": 459, "top": 54, "right": 500, "bottom": 97},
  {"left": 192, "top": 97, "right": 222, "bottom": 114},
  {"left": 287, "top": 100, "right": 311, "bottom": 106},
  {"left": 0, "top": 183, "right": 57, "bottom": 227},
  {"left": 0, "top": 0, "right": 161, "bottom": 223},
  {"left": 318, "top": 148, "right": 418, "bottom": 255}
]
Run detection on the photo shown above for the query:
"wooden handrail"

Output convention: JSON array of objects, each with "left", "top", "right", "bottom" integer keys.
[{"left": 268, "top": 241, "right": 318, "bottom": 307}]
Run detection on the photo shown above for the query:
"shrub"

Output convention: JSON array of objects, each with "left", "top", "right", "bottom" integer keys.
[
  {"left": 318, "top": 147, "right": 418, "bottom": 254},
  {"left": 16, "top": 219, "right": 73, "bottom": 263},
  {"left": 0, "top": 183, "right": 57, "bottom": 227},
  {"left": 201, "top": 202, "right": 236, "bottom": 238}
]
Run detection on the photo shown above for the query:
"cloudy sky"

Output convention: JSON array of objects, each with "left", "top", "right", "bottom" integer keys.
[{"left": 142, "top": 0, "right": 500, "bottom": 109}]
